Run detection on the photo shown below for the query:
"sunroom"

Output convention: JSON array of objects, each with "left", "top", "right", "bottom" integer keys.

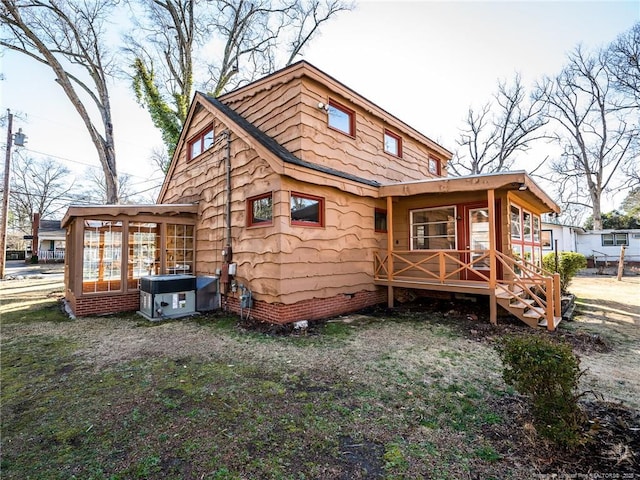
[{"left": 62, "top": 204, "right": 198, "bottom": 317}]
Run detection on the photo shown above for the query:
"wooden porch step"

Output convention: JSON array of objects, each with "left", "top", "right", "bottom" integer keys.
[
  {"left": 495, "top": 286, "right": 524, "bottom": 299},
  {"left": 538, "top": 317, "right": 563, "bottom": 328},
  {"left": 523, "top": 306, "right": 544, "bottom": 319},
  {"left": 509, "top": 299, "right": 536, "bottom": 310}
]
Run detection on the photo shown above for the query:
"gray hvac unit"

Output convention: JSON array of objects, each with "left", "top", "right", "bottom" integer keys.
[
  {"left": 196, "top": 276, "right": 219, "bottom": 311},
  {"left": 139, "top": 274, "right": 197, "bottom": 320}
]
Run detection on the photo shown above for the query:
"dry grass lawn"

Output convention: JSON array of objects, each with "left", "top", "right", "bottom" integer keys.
[{"left": 1, "top": 272, "right": 638, "bottom": 479}]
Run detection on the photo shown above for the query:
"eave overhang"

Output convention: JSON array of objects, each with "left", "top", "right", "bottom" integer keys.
[
  {"left": 378, "top": 171, "right": 560, "bottom": 214},
  {"left": 62, "top": 204, "right": 199, "bottom": 228}
]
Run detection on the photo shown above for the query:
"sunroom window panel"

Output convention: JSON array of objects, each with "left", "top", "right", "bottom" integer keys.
[
  {"left": 82, "top": 220, "right": 123, "bottom": 293},
  {"left": 166, "top": 224, "right": 194, "bottom": 274},
  {"left": 511, "top": 205, "right": 521, "bottom": 239}
]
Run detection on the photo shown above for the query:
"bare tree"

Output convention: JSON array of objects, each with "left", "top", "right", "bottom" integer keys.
[
  {"left": 1, "top": 0, "right": 120, "bottom": 203},
  {"left": 536, "top": 45, "right": 639, "bottom": 230},
  {"left": 9, "top": 154, "right": 75, "bottom": 234},
  {"left": 449, "top": 74, "right": 547, "bottom": 176},
  {"left": 606, "top": 22, "right": 640, "bottom": 108},
  {"left": 149, "top": 145, "right": 172, "bottom": 173},
  {"left": 126, "top": 0, "right": 351, "bottom": 158},
  {"left": 78, "top": 168, "right": 138, "bottom": 205}
]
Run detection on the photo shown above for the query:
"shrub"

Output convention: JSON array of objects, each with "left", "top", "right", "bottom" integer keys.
[
  {"left": 542, "top": 251, "right": 587, "bottom": 292},
  {"left": 496, "top": 335, "right": 585, "bottom": 448}
]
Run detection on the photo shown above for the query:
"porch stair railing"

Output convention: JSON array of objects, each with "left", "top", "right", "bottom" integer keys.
[
  {"left": 493, "top": 251, "right": 561, "bottom": 330},
  {"left": 373, "top": 250, "right": 561, "bottom": 331}
]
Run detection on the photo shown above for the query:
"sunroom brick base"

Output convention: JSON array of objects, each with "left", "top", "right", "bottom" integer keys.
[
  {"left": 224, "top": 289, "right": 387, "bottom": 324},
  {"left": 72, "top": 291, "right": 140, "bottom": 317},
  {"left": 69, "top": 289, "right": 386, "bottom": 323}
]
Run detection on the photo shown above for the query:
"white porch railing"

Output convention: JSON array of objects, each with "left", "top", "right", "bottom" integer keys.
[{"left": 37, "top": 250, "right": 65, "bottom": 262}]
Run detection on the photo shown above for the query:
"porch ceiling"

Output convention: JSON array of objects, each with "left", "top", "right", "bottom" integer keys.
[{"left": 378, "top": 171, "right": 560, "bottom": 214}]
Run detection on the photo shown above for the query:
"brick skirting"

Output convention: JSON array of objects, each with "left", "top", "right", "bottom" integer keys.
[
  {"left": 223, "top": 289, "right": 387, "bottom": 324},
  {"left": 72, "top": 291, "right": 140, "bottom": 317},
  {"left": 69, "top": 288, "right": 387, "bottom": 323}
]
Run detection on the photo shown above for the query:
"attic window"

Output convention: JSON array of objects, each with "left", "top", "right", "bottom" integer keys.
[
  {"left": 428, "top": 157, "right": 440, "bottom": 176},
  {"left": 188, "top": 126, "right": 214, "bottom": 160},
  {"left": 328, "top": 100, "right": 355, "bottom": 137},
  {"left": 383, "top": 130, "right": 402, "bottom": 157},
  {"left": 291, "top": 192, "right": 324, "bottom": 227}
]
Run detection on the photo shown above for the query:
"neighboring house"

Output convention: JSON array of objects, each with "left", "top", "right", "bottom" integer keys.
[
  {"left": 540, "top": 220, "right": 583, "bottom": 254},
  {"left": 63, "top": 61, "right": 563, "bottom": 329},
  {"left": 576, "top": 229, "right": 640, "bottom": 266},
  {"left": 37, "top": 219, "right": 66, "bottom": 261}
]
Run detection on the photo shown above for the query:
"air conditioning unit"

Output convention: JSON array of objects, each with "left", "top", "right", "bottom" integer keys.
[
  {"left": 196, "top": 276, "right": 219, "bottom": 311},
  {"left": 139, "top": 274, "right": 197, "bottom": 321}
]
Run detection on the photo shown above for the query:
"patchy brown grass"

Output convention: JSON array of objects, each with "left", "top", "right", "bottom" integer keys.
[{"left": 1, "top": 273, "right": 638, "bottom": 479}]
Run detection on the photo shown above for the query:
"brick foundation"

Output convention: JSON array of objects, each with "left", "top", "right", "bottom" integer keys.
[
  {"left": 223, "top": 289, "right": 387, "bottom": 324},
  {"left": 68, "top": 288, "right": 387, "bottom": 322},
  {"left": 72, "top": 291, "right": 140, "bottom": 317}
]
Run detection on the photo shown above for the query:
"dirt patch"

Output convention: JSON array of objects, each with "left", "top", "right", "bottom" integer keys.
[{"left": 484, "top": 395, "right": 640, "bottom": 475}]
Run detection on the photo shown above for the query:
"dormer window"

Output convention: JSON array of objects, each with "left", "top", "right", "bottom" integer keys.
[
  {"left": 428, "top": 157, "right": 440, "bottom": 176},
  {"left": 188, "top": 126, "right": 214, "bottom": 160},
  {"left": 384, "top": 129, "right": 402, "bottom": 157},
  {"left": 328, "top": 100, "right": 355, "bottom": 137}
]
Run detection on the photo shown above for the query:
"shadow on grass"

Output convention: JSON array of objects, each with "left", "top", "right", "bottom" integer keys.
[{"left": 574, "top": 298, "right": 640, "bottom": 327}]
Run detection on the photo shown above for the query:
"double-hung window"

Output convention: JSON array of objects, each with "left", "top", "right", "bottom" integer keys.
[
  {"left": 601, "top": 233, "right": 628, "bottom": 246},
  {"left": 410, "top": 207, "right": 456, "bottom": 250}
]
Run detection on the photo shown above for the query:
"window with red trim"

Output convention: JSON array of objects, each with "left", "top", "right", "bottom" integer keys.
[
  {"left": 291, "top": 192, "right": 324, "bottom": 227},
  {"left": 510, "top": 203, "right": 542, "bottom": 268},
  {"left": 247, "top": 193, "right": 273, "bottom": 227},
  {"left": 188, "top": 126, "right": 214, "bottom": 160},
  {"left": 428, "top": 157, "right": 441, "bottom": 176},
  {"left": 383, "top": 130, "right": 402, "bottom": 157},
  {"left": 327, "top": 100, "right": 355, "bottom": 136}
]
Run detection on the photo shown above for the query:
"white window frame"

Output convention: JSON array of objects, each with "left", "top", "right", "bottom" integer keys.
[
  {"left": 409, "top": 206, "right": 457, "bottom": 250},
  {"left": 601, "top": 233, "right": 628, "bottom": 246}
]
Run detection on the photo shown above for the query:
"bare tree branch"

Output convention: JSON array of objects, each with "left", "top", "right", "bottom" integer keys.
[
  {"left": 535, "top": 45, "right": 639, "bottom": 230},
  {"left": 123, "top": 0, "right": 351, "bottom": 158},
  {"left": 1, "top": 0, "right": 120, "bottom": 203},
  {"left": 449, "top": 73, "right": 547, "bottom": 176}
]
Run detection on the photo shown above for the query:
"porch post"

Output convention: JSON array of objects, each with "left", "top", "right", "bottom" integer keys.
[
  {"left": 386, "top": 195, "right": 394, "bottom": 308},
  {"left": 488, "top": 189, "right": 497, "bottom": 325}
]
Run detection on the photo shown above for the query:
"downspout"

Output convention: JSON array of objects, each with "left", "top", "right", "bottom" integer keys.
[{"left": 224, "top": 130, "right": 232, "bottom": 249}]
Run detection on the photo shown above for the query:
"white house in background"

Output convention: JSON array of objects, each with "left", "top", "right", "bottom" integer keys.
[
  {"left": 541, "top": 221, "right": 583, "bottom": 254},
  {"left": 37, "top": 220, "right": 66, "bottom": 261},
  {"left": 576, "top": 229, "right": 640, "bottom": 266}
]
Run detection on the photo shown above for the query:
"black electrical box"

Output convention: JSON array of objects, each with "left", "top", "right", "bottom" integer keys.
[{"left": 140, "top": 274, "right": 197, "bottom": 294}]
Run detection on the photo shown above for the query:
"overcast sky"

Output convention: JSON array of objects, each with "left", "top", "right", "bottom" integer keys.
[{"left": 1, "top": 0, "right": 638, "bottom": 208}]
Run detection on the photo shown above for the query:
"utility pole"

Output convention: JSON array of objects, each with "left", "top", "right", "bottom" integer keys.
[
  {"left": 0, "top": 109, "right": 25, "bottom": 279},
  {"left": 0, "top": 110, "right": 13, "bottom": 279}
]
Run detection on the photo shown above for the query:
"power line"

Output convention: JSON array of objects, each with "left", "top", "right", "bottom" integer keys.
[{"left": 21, "top": 147, "right": 166, "bottom": 183}]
